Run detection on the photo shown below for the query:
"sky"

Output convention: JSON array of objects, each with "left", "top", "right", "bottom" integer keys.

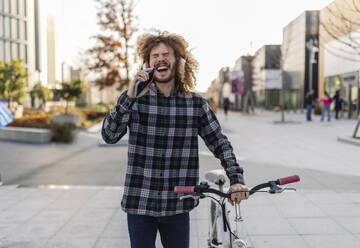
[{"left": 42, "top": 0, "right": 334, "bottom": 92}]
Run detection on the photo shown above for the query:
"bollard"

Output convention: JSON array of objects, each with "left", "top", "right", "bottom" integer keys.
[{"left": 0, "top": 173, "right": 2, "bottom": 186}]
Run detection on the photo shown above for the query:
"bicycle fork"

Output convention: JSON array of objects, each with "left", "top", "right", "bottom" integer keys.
[{"left": 233, "top": 203, "right": 247, "bottom": 248}]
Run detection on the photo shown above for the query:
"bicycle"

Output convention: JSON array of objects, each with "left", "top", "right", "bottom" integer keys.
[{"left": 174, "top": 169, "right": 300, "bottom": 248}]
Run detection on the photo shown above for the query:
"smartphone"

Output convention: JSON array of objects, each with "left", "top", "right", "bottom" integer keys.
[{"left": 134, "top": 64, "right": 155, "bottom": 98}]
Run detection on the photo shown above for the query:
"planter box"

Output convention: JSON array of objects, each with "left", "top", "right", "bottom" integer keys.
[
  {"left": 53, "top": 114, "right": 79, "bottom": 126},
  {"left": 0, "top": 127, "right": 51, "bottom": 144}
]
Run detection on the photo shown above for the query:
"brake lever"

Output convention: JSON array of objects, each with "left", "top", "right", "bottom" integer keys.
[{"left": 268, "top": 181, "right": 296, "bottom": 194}]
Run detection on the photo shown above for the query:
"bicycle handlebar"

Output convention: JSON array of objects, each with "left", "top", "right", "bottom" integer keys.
[
  {"left": 174, "top": 175, "right": 300, "bottom": 198},
  {"left": 277, "top": 175, "right": 300, "bottom": 185},
  {"left": 174, "top": 186, "right": 195, "bottom": 194}
]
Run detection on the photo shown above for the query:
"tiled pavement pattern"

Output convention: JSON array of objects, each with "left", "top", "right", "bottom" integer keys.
[{"left": 0, "top": 110, "right": 359, "bottom": 247}]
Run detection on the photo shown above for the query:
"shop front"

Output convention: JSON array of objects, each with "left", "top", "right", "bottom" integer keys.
[{"left": 325, "top": 71, "right": 359, "bottom": 118}]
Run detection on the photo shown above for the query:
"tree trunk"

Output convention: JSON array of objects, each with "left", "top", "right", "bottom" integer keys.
[
  {"left": 281, "top": 70, "right": 285, "bottom": 122},
  {"left": 65, "top": 101, "right": 69, "bottom": 115}
]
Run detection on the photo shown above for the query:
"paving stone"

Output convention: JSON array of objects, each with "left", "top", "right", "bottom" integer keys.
[
  {"left": 250, "top": 235, "right": 311, "bottom": 248},
  {"left": 54, "top": 221, "right": 107, "bottom": 239},
  {"left": 45, "top": 238, "right": 97, "bottom": 248},
  {"left": 287, "top": 218, "right": 349, "bottom": 235},
  {"left": 0, "top": 210, "right": 38, "bottom": 223},
  {"left": 0, "top": 238, "right": 47, "bottom": 248},
  {"left": 334, "top": 217, "right": 360, "bottom": 234},
  {"left": 302, "top": 234, "right": 360, "bottom": 248},
  {"left": 245, "top": 217, "right": 297, "bottom": 235},
  {"left": 275, "top": 203, "right": 327, "bottom": 218},
  {"left": 94, "top": 238, "right": 130, "bottom": 248},
  {"left": 7, "top": 222, "right": 63, "bottom": 239}
]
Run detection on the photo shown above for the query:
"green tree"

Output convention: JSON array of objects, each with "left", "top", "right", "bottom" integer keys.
[
  {"left": 0, "top": 58, "right": 28, "bottom": 111},
  {"left": 30, "top": 82, "right": 51, "bottom": 109},
  {"left": 57, "top": 79, "right": 86, "bottom": 114}
]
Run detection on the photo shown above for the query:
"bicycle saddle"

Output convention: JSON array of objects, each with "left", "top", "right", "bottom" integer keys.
[{"left": 205, "top": 169, "right": 227, "bottom": 186}]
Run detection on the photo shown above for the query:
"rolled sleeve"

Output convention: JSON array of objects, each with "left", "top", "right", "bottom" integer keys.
[{"left": 102, "top": 90, "right": 135, "bottom": 144}]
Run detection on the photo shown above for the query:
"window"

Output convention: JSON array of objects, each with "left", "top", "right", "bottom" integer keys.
[
  {"left": 4, "top": 0, "right": 9, "bottom": 13},
  {"left": 0, "top": 41, "right": 4, "bottom": 60},
  {"left": 11, "top": 17, "right": 16, "bottom": 39},
  {"left": 19, "top": 19, "right": 24, "bottom": 40},
  {"left": 4, "top": 16, "right": 9, "bottom": 38},
  {"left": 20, "top": 43, "right": 26, "bottom": 62},
  {"left": 18, "top": 0, "right": 23, "bottom": 17},
  {"left": 11, "top": 42, "right": 17, "bottom": 58},
  {"left": 10, "top": 0, "right": 16, "bottom": 15},
  {"left": 16, "top": 18, "right": 19, "bottom": 38},
  {"left": 5, "top": 40, "right": 10, "bottom": 61},
  {"left": 19, "top": 40, "right": 24, "bottom": 59},
  {"left": 0, "top": 16, "right": 3, "bottom": 37},
  {"left": 22, "top": 0, "right": 25, "bottom": 16},
  {"left": 24, "top": 43, "right": 26, "bottom": 63},
  {"left": 23, "top": 19, "right": 26, "bottom": 40}
]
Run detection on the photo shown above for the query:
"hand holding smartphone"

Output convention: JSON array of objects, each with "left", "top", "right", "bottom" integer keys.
[{"left": 134, "top": 64, "right": 155, "bottom": 98}]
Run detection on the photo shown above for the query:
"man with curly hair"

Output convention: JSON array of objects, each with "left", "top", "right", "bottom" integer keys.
[{"left": 102, "top": 31, "right": 248, "bottom": 248}]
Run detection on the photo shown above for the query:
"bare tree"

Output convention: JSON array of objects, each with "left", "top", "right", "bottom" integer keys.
[
  {"left": 86, "top": 0, "right": 138, "bottom": 91},
  {"left": 320, "top": 0, "right": 360, "bottom": 137}
]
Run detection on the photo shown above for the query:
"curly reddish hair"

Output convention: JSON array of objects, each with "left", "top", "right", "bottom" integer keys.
[{"left": 136, "top": 30, "right": 199, "bottom": 93}]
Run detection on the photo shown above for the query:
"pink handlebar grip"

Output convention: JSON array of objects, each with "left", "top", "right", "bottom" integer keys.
[
  {"left": 278, "top": 175, "right": 300, "bottom": 185},
  {"left": 174, "top": 186, "right": 194, "bottom": 194}
]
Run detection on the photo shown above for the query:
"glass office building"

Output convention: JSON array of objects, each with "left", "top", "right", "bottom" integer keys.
[
  {"left": 252, "top": 45, "right": 282, "bottom": 109},
  {"left": 0, "top": 0, "right": 41, "bottom": 74},
  {"left": 282, "top": 11, "right": 319, "bottom": 109}
]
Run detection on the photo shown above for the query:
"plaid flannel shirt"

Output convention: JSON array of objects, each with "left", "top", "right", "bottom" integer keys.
[{"left": 102, "top": 86, "right": 244, "bottom": 217}]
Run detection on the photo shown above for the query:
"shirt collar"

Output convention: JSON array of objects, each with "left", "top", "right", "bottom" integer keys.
[{"left": 150, "top": 83, "right": 180, "bottom": 97}]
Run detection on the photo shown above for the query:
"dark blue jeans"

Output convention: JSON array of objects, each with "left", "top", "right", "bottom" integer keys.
[
  {"left": 127, "top": 213, "right": 190, "bottom": 248},
  {"left": 306, "top": 104, "right": 313, "bottom": 121}
]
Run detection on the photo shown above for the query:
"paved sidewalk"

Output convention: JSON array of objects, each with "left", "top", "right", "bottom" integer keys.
[
  {"left": 0, "top": 110, "right": 359, "bottom": 247},
  {"left": 1, "top": 174, "right": 360, "bottom": 248},
  {"left": 0, "top": 185, "right": 209, "bottom": 248}
]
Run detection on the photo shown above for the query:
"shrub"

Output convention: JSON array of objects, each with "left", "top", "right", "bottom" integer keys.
[
  {"left": 51, "top": 123, "right": 76, "bottom": 143},
  {"left": 84, "top": 110, "right": 107, "bottom": 120}
]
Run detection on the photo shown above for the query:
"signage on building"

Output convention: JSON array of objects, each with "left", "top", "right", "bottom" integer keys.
[
  {"left": 0, "top": 101, "right": 13, "bottom": 128},
  {"left": 341, "top": 72, "right": 358, "bottom": 86},
  {"left": 231, "top": 71, "right": 245, "bottom": 94},
  {"left": 265, "top": 69, "right": 282, "bottom": 89}
]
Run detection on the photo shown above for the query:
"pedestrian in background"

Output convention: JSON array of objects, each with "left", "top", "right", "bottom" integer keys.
[
  {"left": 305, "top": 89, "right": 314, "bottom": 121},
  {"left": 319, "top": 91, "right": 332, "bottom": 122},
  {"left": 332, "top": 90, "right": 344, "bottom": 119},
  {"left": 223, "top": 98, "right": 230, "bottom": 116}
]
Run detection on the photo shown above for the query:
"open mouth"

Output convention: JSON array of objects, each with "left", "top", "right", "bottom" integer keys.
[{"left": 156, "top": 65, "right": 169, "bottom": 73}]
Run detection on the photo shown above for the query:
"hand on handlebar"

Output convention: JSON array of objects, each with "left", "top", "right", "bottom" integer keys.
[{"left": 227, "top": 184, "right": 249, "bottom": 206}]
